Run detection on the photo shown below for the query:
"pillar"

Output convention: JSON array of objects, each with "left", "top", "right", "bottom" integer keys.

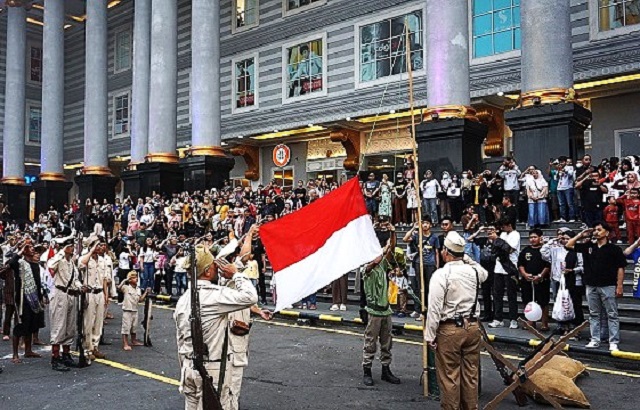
[
  {"left": 74, "top": 0, "right": 117, "bottom": 203},
  {"left": 33, "top": 0, "right": 72, "bottom": 215},
  {"left": 122, "top": 0, "right": 152, "bottom": 198},
  {"left": 505, "top": 0, "right": 591, "bottom": 168},
  {"left": 415, "top": 0, "right": 487, "bottom": 176},
  {"left": 180, "top": 0, "right": 234, "bottom": 192},
  {"left": 0, "top": 3, "right": 30, "bottom": 221},
  {"left": 137, "top": 0, "right": 183, "bottom": 196}
]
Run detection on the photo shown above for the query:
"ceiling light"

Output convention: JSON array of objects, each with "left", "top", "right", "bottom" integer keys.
[
  {"left": 108, "top": 0, "right": 122, "bottom": 8},
  {"left": 345, "top": 117, "right": 352, "bottom": 121},
  {"left": 221, "top": 142, "right": 228, "bottom": 146},
  {"left": 273, "top": 129, "right": 279, "bottom": 133},
  {"left": 308, "top": 123, "right": 314, "bottom": 127},
  {"left": 237, "top": 135, "right": 244, "bottom": 139},
  {"left": 382, "top": 159, "right": 389, "bottom": 163},
  {"left": 497, "top": 91, "right": 504, "bottom": 96},
  {"left": 389, "top": 110, "right": 396, "bottom": 114}
]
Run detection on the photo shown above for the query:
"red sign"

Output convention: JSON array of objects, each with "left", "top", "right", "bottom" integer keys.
[{"left": 273, "top": 144, "right": 291, "bottom": 168}]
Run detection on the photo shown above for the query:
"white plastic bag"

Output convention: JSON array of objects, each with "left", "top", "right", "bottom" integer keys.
[{"left": 552, "top": 275, "right": 575, "bottom": 322}]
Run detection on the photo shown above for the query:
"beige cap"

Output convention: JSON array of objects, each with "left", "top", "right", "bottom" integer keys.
[
  {"left": 444, "top": 231, "right": 466, "bottom": 256},
  {"left": 186, "top": 245, "right": 215, "bottom": 276}
]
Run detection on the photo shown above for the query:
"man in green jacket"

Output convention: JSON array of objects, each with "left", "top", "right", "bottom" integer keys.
[{"left": 361, "top": 225, "right": 401, "bottom": 386}]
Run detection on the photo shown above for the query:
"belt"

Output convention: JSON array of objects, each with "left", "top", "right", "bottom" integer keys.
[
  {"left": 55, "top": 285, "right": 69, "bottom": 293},
  {"left": 91, "top": 289, "right": 103, "bottom": 294},
  {"left": 440, "top": 318, "right": 478, "bottom": 324}
]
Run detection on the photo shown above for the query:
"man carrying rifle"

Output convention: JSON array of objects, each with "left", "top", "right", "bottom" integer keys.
[
  {"left": 48, "top": 236, "right": 87, "bottom": 371},
  {"left": 174, "top": 245, "right": 257, "bottom": 410}
]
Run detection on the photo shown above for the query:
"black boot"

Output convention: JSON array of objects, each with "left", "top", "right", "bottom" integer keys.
[
  {"left": 363, "top": 366, "right": 374, "bottom": 386},
  {"left": 61, "top": 353, "right": 76, "bottom": 368},
  {"left": 51, "top": 356, "right": 70, "bottom": 372},
  {"left": 381, "top": 365, "right": 401, "bottom": 384}
]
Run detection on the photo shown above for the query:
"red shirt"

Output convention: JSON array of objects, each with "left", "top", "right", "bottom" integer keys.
[
  {"left": 603, "top": 204, "right": 619, "bottom": 223},
  {"left": 617, "top": 196, "right": 640, "bottom": 221}
]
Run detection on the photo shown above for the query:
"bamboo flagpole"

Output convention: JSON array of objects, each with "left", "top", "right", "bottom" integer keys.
[{"left": 404, "top": 19, "right": 429, "bottom": 398}]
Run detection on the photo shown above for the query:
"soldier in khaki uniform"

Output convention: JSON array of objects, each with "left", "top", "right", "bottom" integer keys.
[
  {"left": 48, "top": 237, "right": 85, "bottom": 371},
  {"left": 79, "top": 237, "right": 109, "bottom": 360},
  {"left": 174, "top": 246, "right": 258, "bottom": 410},
  {"left": 424, "top": 231, "right": 488, "bottom": 410}
]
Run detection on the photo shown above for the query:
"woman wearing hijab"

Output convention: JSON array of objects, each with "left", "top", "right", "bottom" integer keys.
[{"left": 525, "top": 168, "right": 550, "bottom": 228}]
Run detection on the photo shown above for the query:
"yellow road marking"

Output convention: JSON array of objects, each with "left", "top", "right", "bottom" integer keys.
[
  {"left": 318, "top": 314, "right": 343, "bottom": 322},
  {"left": 93, "top": 357, "right": 180, "bottom": 386}
]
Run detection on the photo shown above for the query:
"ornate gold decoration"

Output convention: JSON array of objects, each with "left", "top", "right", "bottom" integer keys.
[
  {"left": 423, "top": 105, "right": 479, "bottom": 122},
  {"left": 39, "top": 172, "right": 67, "bottom": 182},
  {"left": 188, "top": 146, "right": 227, "bottom": 157},
  {"left": 519, "top": 87, "right": 578, "bottom": 108},
  {"left": 330, "top": 128, "right": 361, "bottom": 171},
  {"left": 362, "top": 128, "right": 413, "bottom": 155},
  {"left": 1, "top": 176, "right": 25, "bottom": 186},
  {"left": 475, "top": 104, "right": 506, "bottom": 158},
  {"left": 230, "top": 145, "right": 260, "bottom": 181},
  {"left": 145, "top": 152, "right": 179, "bottom": 164},
  {"left": 307, "top": 138, "right": 346, "bottom": 160},
  {"left": 6, "top": 1, "right": 26, "bottom": 7},
  {"left": 82, "top": 166, "right": 113, "bottom": 176}
]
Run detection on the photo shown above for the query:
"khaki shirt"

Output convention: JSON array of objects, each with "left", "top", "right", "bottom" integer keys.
[
  {"left": 49, "top": 252, "right": 82, "bottom": 290},
  {"left": 174, "top": 275, "right": 258, "bottom": 371},
  {"left": 226, "top": 278, "right": 252, "bottom": 368},
  {"left": 122, "top": 284, "right": 141, "bottom": 312},
  {"left": 424, "top": 259, "right": 488, "bottom": 343},
  {"left": 102, "top": 255, "right": 114, "bottom": 282},
  {"left": 82, "top": 256, "right": 105, "bottom": 290}
]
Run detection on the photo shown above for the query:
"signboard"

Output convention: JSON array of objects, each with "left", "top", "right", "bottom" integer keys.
[{"left": 273, "top": 144, "right": 291, "bottom": 167}]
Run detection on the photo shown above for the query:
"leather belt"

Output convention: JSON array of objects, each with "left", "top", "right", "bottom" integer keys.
[
  {"left": 55, "top": 285, "right": 68, "bottom": 293},
  {"left": 91, "top": 288, "right": 103, "bottom": 294},
  {"left": 440, "top": 318, "right": 478, "bottom": 324}
]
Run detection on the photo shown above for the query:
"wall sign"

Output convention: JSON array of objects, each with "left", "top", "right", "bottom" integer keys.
[{"left": 273, "top": 144, "right": 291, "bottom": 167}]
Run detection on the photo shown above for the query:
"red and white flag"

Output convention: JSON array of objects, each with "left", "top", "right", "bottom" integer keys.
[{"left": 260, "top": 178, "right": 382, "bottom": 312}]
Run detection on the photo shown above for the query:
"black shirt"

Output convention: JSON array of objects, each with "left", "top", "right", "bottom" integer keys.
[
  {"left": 394, "top": 181, "right": 407, "bottom": 197},
  {"left": 517, "top": 246, "right": 550, "bottom": 276},
  {"left": 579, "top": 179, "right": 604, "bottom": 212},
  {"left": 574, "top": 242, "right": 627, "bottom": 287},
  {"left": 503, "top": 205, "right": 518, "bottom": 228}
]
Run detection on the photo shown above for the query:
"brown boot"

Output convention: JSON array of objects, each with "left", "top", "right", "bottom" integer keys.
[{"left": 92, "top": 349, "right": 106, "bottom": 359}]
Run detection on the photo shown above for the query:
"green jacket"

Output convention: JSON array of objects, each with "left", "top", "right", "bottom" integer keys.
[{"left": 363, "top": 258, "right": 393, "bottom": 317}]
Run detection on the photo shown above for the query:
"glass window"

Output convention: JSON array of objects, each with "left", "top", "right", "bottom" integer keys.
[
  {"left": 273, "top": 167, "right": 294, "bottom": 191},
  {"left": 30, "top": 46, "right": 42, "bottom": 82},
  {"left": 236, "top": 0, "right": 259, "bottom": 29},
  {"left": 598, "top": 0, "right": 640, "bottom": 31},
  {"left": 114, "top": 94, "right": 130, "bottom": 136},
  {"left": 115, "top": 29, "right": 132, "bottom": 72},
  {"left": 359, "top": 11, "right": 423, "bottom": 83},
  {"left": 28, "top": 106, "right": 42, "bottom": 144},
  {"left": 234, "top": 57, "right": 256, "bottom": 109},
  {"left": 472, "top": 0, "right": 521, "bottom": 59},
  {"left": 287, "top": 0, "right": 322, "bottom": 12},
  {"left": 285, "top": 38, "right": 324, "bottom": 99}
]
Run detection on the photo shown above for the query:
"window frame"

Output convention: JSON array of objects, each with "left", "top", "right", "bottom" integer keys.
[
  {"left": 27, "top": 42, "right": 43, "bottom": 84},
  {"left": 232, "top": 0, "right": 260, "bottom": 33},
  {"left": 614, "top": 127, "right": 640, "bottom": 158},
  {"left": 282, "top": 0, "right": 327, "bottom": 17},
  {"left": 589, "top": 0, "right": 640, "bottom": 41},
  {"left": 111, "top": 89, "right": 132, "bottom": 140},
  {"left": 281, "top": 32, "right": 328, "bottom": 104},
  {"left": 271, "top": 165, "right": 295, "bottom": 191},
  {"left": 25, "top": 101, "right": 42, "bottom": 146},
  {"left": 113, "top": 25, "right": 133, "bottom": 74},
  {"left": 469, "top": 0, "right": 522, "bottom": 65},
  {"left": 354, "top": 5, "right": 427, "bottom": 89},
  {"left": 231, "top": 52, "right": 260, "bottom": 114}
]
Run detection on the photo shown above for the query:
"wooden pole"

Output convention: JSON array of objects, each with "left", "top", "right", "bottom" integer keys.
[{"left": 404, "top": 19, "right": 429, "bottom": 398}]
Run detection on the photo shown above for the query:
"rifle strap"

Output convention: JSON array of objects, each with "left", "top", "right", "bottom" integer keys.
[{"left": 217, "top": 323, "right": 230, "bottom": 394}]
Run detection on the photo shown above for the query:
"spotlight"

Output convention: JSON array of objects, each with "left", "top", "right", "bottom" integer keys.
[
  {"left": 345, "top": 117, "right": 352, "bottom": 121},
  {"left": 307, "top": 123, "right": 314, "bottom": 127},
  {"left": 389, "top": 110, "right": 396, "bottom": 114},
  {"left": 497, "top": 91, "right": 504, "bottom": 97},
  {"left": 533, "top": 96, "right": 542, "bottom": 106},
  {"left": 431, "top": 112, "right": 439, "bottom": 121}
]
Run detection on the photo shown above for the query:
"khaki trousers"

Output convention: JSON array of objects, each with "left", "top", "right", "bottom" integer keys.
[
  {"left": 182, "top": 363, "right": 222, "bottom": 410},
  {"left": 435, "top": 322, "right": 481, "bottom": 410},
  {"left": 362, "top": 315, "right": 393, "bottom": 367},
  {"left": 220, "top": 364, "right": 244, "bottom": 410},
  {"left": 49, "top": 291, "right": 77, "bottom": 345},
  {"left": 83, "top": 293, "right": 105, "bottom": 351}
]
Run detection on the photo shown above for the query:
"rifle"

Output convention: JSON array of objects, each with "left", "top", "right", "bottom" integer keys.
[
  {"left": 188, "top": 244, "right": 222, "bottom": 410},
  {"left": 75, "top": 232, "right": 88, "bottom": 368}
]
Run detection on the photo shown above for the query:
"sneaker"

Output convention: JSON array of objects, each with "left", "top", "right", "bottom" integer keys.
[
  {"left": 415, "top": 314, "right": 424, "bottom": 322},
  {"left": 509, "top": 320, "right": 518, "bottom": 329},
  {"left": 488, "top": 320, "right": 504, "bottom": 328},
  {"left": 609, "top": 343, "right": 619, "bottom": 351},
  {"left": 410, "top": 312, "right": 420, "bottom": 318},
  {"left": 585, "top": 340, "right": 600, "bottom": 349},
  {"left": 617, "top": 240, "right": 623, "bottom": 244},
  {"left": 329, "top": 304, "right": 339, "bottom": 311},
  {"left": 568, "top": 219, "right": 576, "bottom": 223},
  {"left": 557, "top": 218, "right": 566, "bottom": 223},
  {"left": 339, "top": 304, "right": 347, "bottom": 311}
]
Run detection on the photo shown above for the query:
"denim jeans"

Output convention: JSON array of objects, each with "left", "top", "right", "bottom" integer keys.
[
  {"left": 586, "top": 285, "right": 620, "bottom": 344},
  {"left": 142, "top": 262, "right": 155, "bottom": 290},
  {"left": 422, "top": 198, "right": 438, "bottom": 224},
  {"left": 557, "top": 189, "right": 575, "bottom": 220},
  {"left": 174, "top": 271, "right": 187, "bottom": 295},
  {"left": 527, "top": 201, "right": 549, "bottom": 227},
  {"left": 302, "top": 293, "right": 317, "bottom": 306}
]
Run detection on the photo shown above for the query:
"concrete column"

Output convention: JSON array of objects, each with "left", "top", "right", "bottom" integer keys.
[
  {"left": 425, "top": 0, "right": 470, "bottom": 110},
  {"left": 147, "top": 0, "right": 178, "bottom": 162},
  {"left": 521, "top": 0, "right": 573, "bottom": 94},
  {"left": 83, "top": 0, "right": 111, "bottom": 175},
  {"left": 40, "top": 0, "right": 65, "bottom": 181},
  {"left": 130, "top": 0, "right": 152, "bottom": 165},
  {"left": 190, "top": 0, "right": 224, "bottom": 157},
  {"left": 2, "top": 4, "right": 27, "bottom": 185}
]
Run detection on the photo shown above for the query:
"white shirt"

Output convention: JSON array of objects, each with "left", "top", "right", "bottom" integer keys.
[
  {"left": 139, "top": 248, "right": 157, "bottom": 263},
  {"left": 118, "top": 251, "right": 131, "bottom": 270},
  {"left": 420, "top": 179, "right": 440, "bottom": 199},
  {"left": 495, "top": 231, "right": 520, "bottom": 275},
  {"left": 498, "top": 165, "right": 521, "bottom": 191}
]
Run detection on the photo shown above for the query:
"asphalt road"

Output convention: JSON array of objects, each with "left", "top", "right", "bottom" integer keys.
[{"left": 1, "top": 303, "right": 639, "bottom": 409}]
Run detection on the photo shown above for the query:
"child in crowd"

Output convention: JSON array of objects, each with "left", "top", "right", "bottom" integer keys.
[
  {"left": 604, "top": 196, "right": 621, "bottom": 243},
  {"left": 617, "top": 188, "right": 640, "bottom": 243},
  {"left": 118, "top": 271, "right": 150, "bottom": 351},
  {"left": 389, "top": 267, "right": 410, "bottom": 317}
]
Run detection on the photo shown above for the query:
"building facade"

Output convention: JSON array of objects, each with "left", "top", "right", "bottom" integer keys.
[{"left": 1, "top": 0, "right": 640, "bottom": 216}]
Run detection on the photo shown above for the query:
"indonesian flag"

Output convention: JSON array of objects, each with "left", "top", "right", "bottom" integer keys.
[{"left": 260, "top": 178, "right": 382, "bottom": 312}]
